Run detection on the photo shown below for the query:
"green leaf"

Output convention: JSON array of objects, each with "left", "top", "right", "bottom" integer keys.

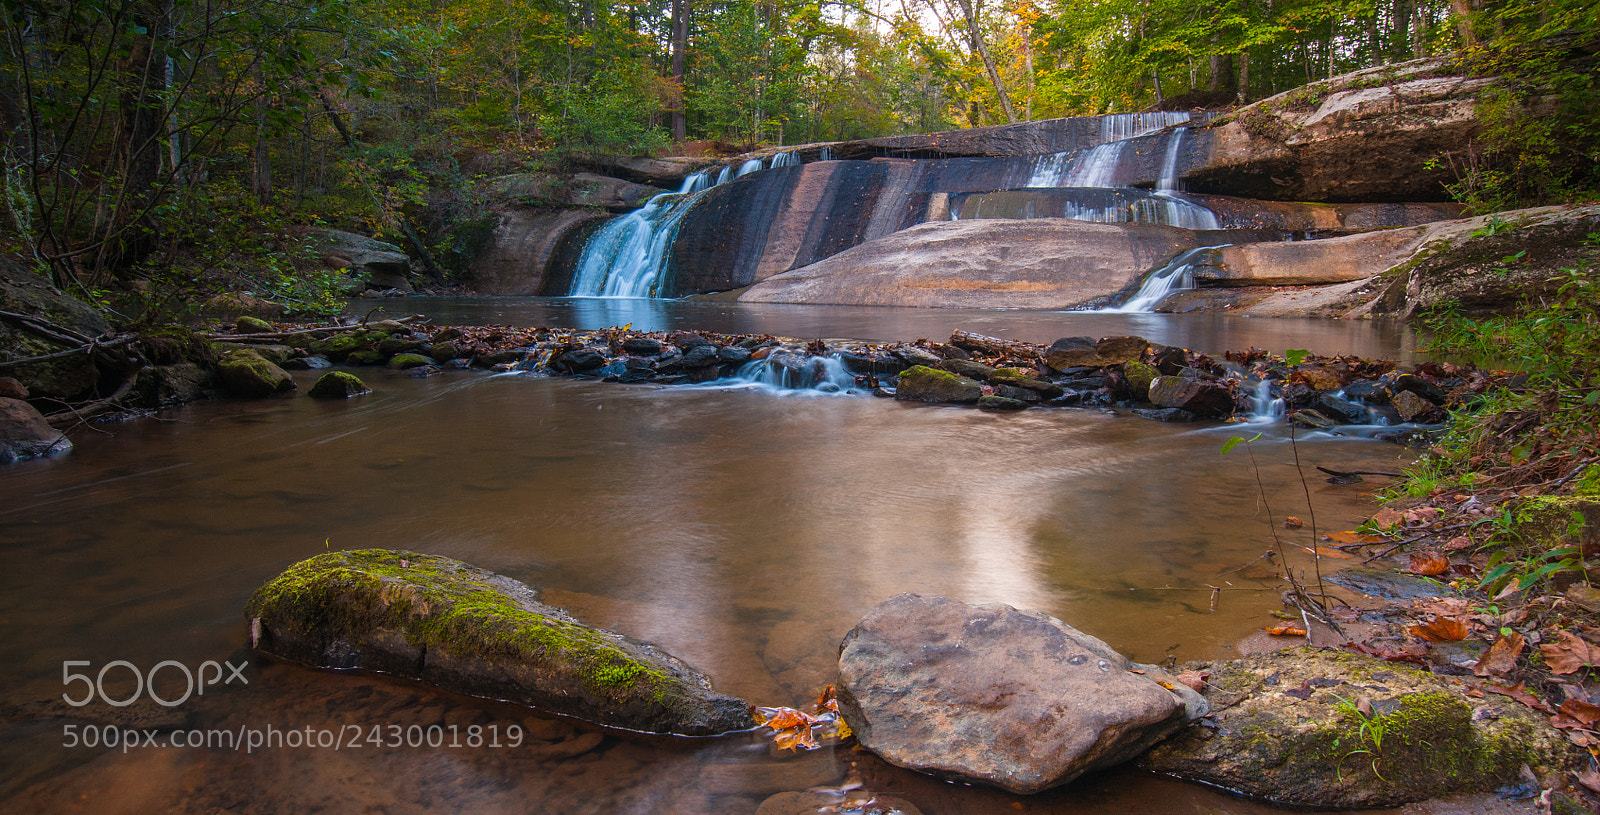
[
  {"left": 1221, "top": 433, "right": 1261, "bottom": 455},
  {"left": 1285, "top": 349, "right": 1309, "bottom": 366}
]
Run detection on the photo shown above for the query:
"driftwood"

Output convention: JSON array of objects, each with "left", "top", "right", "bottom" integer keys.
[
  {"left": 203, "top": 314, "right": 423, "bottom": 343},
  {"left": 947, "top": 330, "right": 1044, "bottom": 361},
  {"left": 42, "top": 366, "right": 143, "bottom": 429}
]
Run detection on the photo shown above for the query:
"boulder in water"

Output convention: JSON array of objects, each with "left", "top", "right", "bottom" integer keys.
[
  {"left": 309, "top": 371, "right": 371, "bottom": 399},
  {"left": 0, "top": 397, "right": 71, "bottom": 462},
  {"left": 836, "top": 594, "right": 1207, "bottom": 794},
  {"left": 217, "top": 349, "right": 295, "bottom": 397},
  {"left": 1147, "top": 376, "right": 1235, "bottom": 419},
  {"left": 247, "top": 549, "right": 754, "bottom": 736},
  {"left": 894, "top": 366, "right": 982, "bottom": 404}
]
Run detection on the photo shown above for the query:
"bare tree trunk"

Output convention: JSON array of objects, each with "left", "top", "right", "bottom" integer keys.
[
  {"left": 1236, "top": 50, "right": 1250, "bottom": 104},
  {"left": 953, "top": 0, "right": 1016, "bottom": 123},
  {"left": 1450, "top": 0, "right": 1476, "bottom": 46},
  {"left": 253, "top": 82, "right": 271, "bottom": 204}
]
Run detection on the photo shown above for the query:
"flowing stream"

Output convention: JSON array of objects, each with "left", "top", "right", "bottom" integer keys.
[{"left": 0, "top": 305, "right": 1437, "bottom": 814}]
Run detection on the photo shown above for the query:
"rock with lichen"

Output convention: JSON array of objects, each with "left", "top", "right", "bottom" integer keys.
[
  {"left": 1139, "top": 647, "right": 1575, "bottom": 808},
  {"left": 894, "top": 366, "right": 982, "bottom": 404},
  {"left": 216, "top": 349, "right": 295, "bottom": 397},
  {"left": 246, "top": 549, "right": 753, "bottom": 736}
]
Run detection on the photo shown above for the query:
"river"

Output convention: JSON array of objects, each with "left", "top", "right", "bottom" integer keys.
[{"left": 1, "top": 301, "right": 1438, "bottom": 814}]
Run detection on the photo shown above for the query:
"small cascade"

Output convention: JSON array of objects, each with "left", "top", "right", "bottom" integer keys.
[
  {"left": 1026, "top": 111, "right": 1193, "bottom": 187},
  {"left": 768, "top": 151, "right": 799, "bottom": 168},
  {"left": 1099, "top": 246, "right": 1224, "bottom": 313},
  {"left": 1129, "top": 194, "right": 1220, "bottom": 230},
  {"left": 1245, "top": 379, "right": 1286, "bottom": 423},
  {"left": 715, "top": 166, "right": 732, "bottom": 185},
  {"left": 1158, "top": 127, "right": 1188, "bottom": 192},
  {"left": 1101, "top": 111, "right": 1194, "bottom": 142},
  {"left": 818, "top": 146, "right": 833, "bottom": 161},
  {"left": 737, "top": 158, "right": 764, "bottom": 176},
  {"left": 567, "top": 173, "right": 715, "bottom": 297},
  {"left": 730, "top": 352, "right": 865, "bottom": 394}
]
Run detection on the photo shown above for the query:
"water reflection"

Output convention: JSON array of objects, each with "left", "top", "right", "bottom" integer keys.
[{"left": 0, "top": 367, "right": 1418, "bottom": 813}]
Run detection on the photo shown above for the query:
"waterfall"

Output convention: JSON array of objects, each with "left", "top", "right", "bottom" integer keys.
[
  {"left": 730, "top": 352, "right": 865, "bottom": 394},
  {"left": 567, "top": 173, "right": 715, "bottom": 297},
  {"left": 1245, "top": 379, "right": 1285, "bottom": 423},
  {"left": 769, "top": 151, "right": 799, "bottom": 168},
  {"left": 1158, "top": 127, "right": 1187, "bottom": 192},
  {"left": 1026, "top": 111, "right": 1193, "bottom": 187},
  {"left": 737, "top": 158, "right": 764, "bottom": 176},
  {"left": 1099, "top": 246, "right": 1225, "bottom": 313}
]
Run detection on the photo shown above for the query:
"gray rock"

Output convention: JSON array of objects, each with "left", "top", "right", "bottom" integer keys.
[
  {"left": 894, "top": 346, "right": 943, "bottom": 368},
  {"left": 1326, "top": 566, "right": 1450, "bottom": 600},
  {"left": 937, "top": 359, "right": 995, "bottom": 380},
  {"left": 1393, "top": 389, "right": 1444, "bottom": 423},
  {"left": 305, "top": 228, "right": 413, "bottom": 293},
  {"left": 836, "top": 594, "right": 1206, "bottom": 794},
  {"left": 894, "top": 366, "right": 982, "bottom": 404},
  {"left": 247, "top": 549, "right": 753, "bottom": 736},
  {"left": 1133, "top": 407, "right": 1198, "bottom": 423},
  {"left": 977, "top": 395, "right": 1029, "bottom": 411},
  {"left": 0, "top": 397, "right": 72, "bottom": 462},
  {"left": 1045, "top": 337, "right": 1100, "bottom": 371},
  {"left": 132, "top": 363, "right": 212, "bottom": 407}
]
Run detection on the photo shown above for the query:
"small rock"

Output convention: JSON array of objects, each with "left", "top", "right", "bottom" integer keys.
[
  {"left": 1326, "top": 566, "right": 1449, "bottom": 600},
  {"left": 235, "top": 315, "right": 273, "bottom": 333},
  {"left": 1315, "top": 394, "right": 1370, "bottom": 424},
  {"left": 986, "top": 368, "right": 1064, "bottom": 398},
  {"left": 1122, "top": 361, "right": 1158, "bottom": 398},
  {"left": 1044, "top": 336, "right": 1100, "bottom": 371},
  {"left": 0, "top": 397, "right": 72, "bottom": 462},
  {"left": 1566, "top": 585, "right": 1600, "bottom": 613},
  {"left": 756, "top": 790, "right": 923, "bottom": 815},
  {"left": 309, "top": 371, "right": 371, "bottom": 399},
  {"left": 0, "top": 377, "right": 27, "bottom": 400},
  {"left": 937, "top": 359, "right": 995, "bottom": 380},
  {"left": 1094, "top": 336, "right": 1149, "bottom": 365},
  {"left": 1393, "top": 389, "right": 1444, "bottom": 423},
  {"left": 387, "top": 353, "right": 433, "bottom": 370},
  {"left": 894, "top": 366, "right": 982, "bottom": 404},
  {"left": 977, "top": 395, "right": 1028, "bottom": 411},
  {"left": 283, "top": 355, "right": 333, "bottom": 370},
  {"left": 621, "top": 337, "right": 664, "bottom": 356},
  {"left": 1295, "top": 365, "right": 1346, "bottom": 390},
  {"left": 1290, "top": 409, "right": 1338, "bottom": 429},
  {"left": 217, "top": 350, "right": 295, "bottom": 397},
  {"left": 991, "top": 384, "right": 1042, "bottom": 403},
  {"left": 429, "top": 341, "right": 463, "bottom": 362},
  {"left": 894, "top": 346, "right": 943, "bottom": 368},
  {"left": 1133, "top": 407, "right": 1197, "bottom": 423},
  {"left": 1394, "top": 373, "right": 1447, "bottom": 404}
]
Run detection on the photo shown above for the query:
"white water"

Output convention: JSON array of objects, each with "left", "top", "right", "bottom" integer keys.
[
  {"left": 1026, "top": 112, "right": 1193, "bottom": 187},
  {"left": 1099, "top": 246, "right": 1226, "bottom": 313},
  {"left": 1245, "top": 379, "right": 1286, "bottom": 423},
  {"left": 727, "top": 352, "right": 865, "bottom": 394},
  {"left": 568, "top": 152, "right": 801, "bottom": 298}
]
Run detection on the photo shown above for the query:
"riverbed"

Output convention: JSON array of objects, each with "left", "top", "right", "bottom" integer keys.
[{"left": 1, "top": 302, "right": 1441, "bottom": 814}]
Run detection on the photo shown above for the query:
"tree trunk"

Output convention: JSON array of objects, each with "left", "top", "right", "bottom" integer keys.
[
  {"left": 670, "top": 0, "right": 688, "bottom": 143},
  {"left": 1236, "top": 50, "right": 1250, "bottom": 104},
  {"left": 953, "top": 0, "right": 1017, "bottom": 123}
]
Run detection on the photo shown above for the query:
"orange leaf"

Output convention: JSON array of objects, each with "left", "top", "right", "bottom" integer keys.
[
  {"left": 1409, "top": 618, "right": 1469, "bottom": 642},
  {"left": 1326, "top": 530, "right": 1384, "bottom": 545},
  {"left": 1409, "top": 553, "right": 1450, "bottom": 576},
  {"left": 1266, "top": 623, "right": 1308, "bottom": 637},
  {"left": 1301, "top": 546, "right": 1354, "bottom": 559},
  {"left": 1483, "top": 681, "right": 1555, "bottom": 714},
  {"left": 1175, "top": 670, "right": 1210, "bottom": 692},
  {"left": 1474, "top": 633, "right": 1526, "bottom": 677},
  {"left": 1540, "top": 630, "right": 1600, "bottom": 675},
  {"left": 1369, "top": 506, "right": 1403, "bottom": 529},
  {"left": 1560, "top": 699, "right": 1600, "bottom": 726},
  {"left": 1282, "top": 516, "right": 1304, "bottom": 529}
]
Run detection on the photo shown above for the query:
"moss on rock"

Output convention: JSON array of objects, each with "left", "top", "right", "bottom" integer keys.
[
  {"left": 308, "top": 371, "right": 370, "bottom": 399},
  {"left": 387, "top": 353, "right": 433, "bottom": 370},
  {"left": 245, "top": 549, "right": 753, "bottom": 736},
  {"left": 216, "top": 349, "right": 295, "bottom": 397},
  {"left": 895, "top": 365, "right": 982, "bottom": 404},
  {"left": 1139, "top": 648, "right": 1575, "bottom": 808}
]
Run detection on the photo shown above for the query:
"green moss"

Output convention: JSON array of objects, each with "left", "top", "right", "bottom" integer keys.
[
  {"left": 1123, "top": 361, "right": 1158, "bottom": 399},
  {"left": 308, "top": 371, "right": 370, "bottom": 398},
  {"left": 247, "top": 550, "right": 676, "bottom": 701},
  {"left": 1514, "top": 496, "right": 1598, "bottom": 552},
  {"left": 388, "top": 353, "right": 433, "bottom": 370},
  {"left": 345, "top": 349, "right": 387, "bottom": 366},
  {"left": 312, "top": 332, "right": 379, "bottom": 361}
]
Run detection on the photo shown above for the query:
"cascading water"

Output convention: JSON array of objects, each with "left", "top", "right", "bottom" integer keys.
[
  {"left": 1245, "top": 379, "right": 1286, "bottom": 423},
  {"left": 1099, "top": 245, "right": 1226, "bottom": 313},
  {"left": 728, "top": 351, "right": 865, "bottom": 394},
  {"left": 568, "top": 152, "right": 801, "bottom": 298},
  {"left": 1025, "top": 111, "right": 1193, "bottom": 187}
]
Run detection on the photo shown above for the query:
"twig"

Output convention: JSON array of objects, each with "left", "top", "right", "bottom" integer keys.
[
  {"left": 1316, "top": 466, "right": 1405, "bottom": 478},
  {"left": 1361, "top": 522, "right": 1477, "bottom": 562}
]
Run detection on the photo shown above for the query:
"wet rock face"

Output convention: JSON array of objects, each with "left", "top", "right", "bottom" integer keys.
[
  {"left": 304, "top": 228, "right": 413, "bottom": 293},
  {"left": 893, "top": 366, "right": 982, "bottom": 404},
  {"left": 0, "top": 397, "right": 72, "bottom": 462},
  {"left": 247, "top": 549, "right": 754, "bottom": 736},
  {"left": 1140, "top": 648, "right": 1573, "bottom": 808},
  {"left": 836, "top": 594, "right": 1207, "bottom": 795}
]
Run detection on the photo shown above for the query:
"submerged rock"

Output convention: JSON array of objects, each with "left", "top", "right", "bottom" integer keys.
[
  {"left": 894, "top": 366, "right": 982, "bottom": 404},
  {"left": 0, "top": 397, "right": 72, "bottom": 462},
  {"left": 246, "top": 549, "right": 753, "bottom": 736},
  {"left": 836, "top": 594, "right": 1206, "bottom": 795},
  {"left": 1140, "top": 648, "right": 1573, "bottom": 808}
]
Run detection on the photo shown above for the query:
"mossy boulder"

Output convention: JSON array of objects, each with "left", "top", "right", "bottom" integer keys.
[
  {"left": 1139, "top": 648, "right": 1574, "bottom": 808},
  {"left": 216, "top": 350, "right": 295, "bottom": 397},
  {"left": 895, "top": 366, "right": 982, "bottom": 404},
  {"left": 235, "top": 316, "right": 273, "bottom": 333},
  {"left": 311, "top": 332, "right": 380, "bottom": 361},
  {"left": 0, "top": 257, "right": 111, "bottom": 400},
  {"left": 246, "top": 550, "right": 754, "bottom": 736},
  {"left": 1514, "top": 496, "right": 1600, "bottom": 557},
  {"left": 1123, "top": 361, "right": 1158, "bottom": 399},
  {"left": 308, "top": 371, "right": 371, "bottom": 399},
  {"left": 387, "top": 353, "right": 433, "bottom": 370},
  {"left": 429, "top": 341, "right": 463, "bottom": 362},
  {"left": 345, "top": 349, "right": 387, "bottom": 366},
  {"left": 986, "top": 367, "right": 1065, "bottom": 399},
  {"left": 131, "top": 363, "right": 213, "bottom": 407}
]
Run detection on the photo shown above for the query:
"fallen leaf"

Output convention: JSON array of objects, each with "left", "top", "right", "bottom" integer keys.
[
  {"left": 1302, "top": 546, "right": 1354, "bottom": 559},
  {"left": 1283, "top": 516, "right": 1304, "bottom": 529},
  {"left": 1578, "top": 768, "right": 1600, "bottom": 794},
  {"left": 1475, "top": 633, "right": 1526, "bottom": 677},
  {"left": 1561, "top": 699, "right": 1600, "bottom": 725},
  {"left": 1409, "top": 552, "right": 1450, "bottom": 576},
  {"left": 1540, "top": 630, "right": 1600, "bottom": 675},
  {"left": 1409, "top": 617, "right": 1470, "bottom": 642},
  {"left": 1482, "top": 681, "right": 1556, "bottom": 714},
  {"left": 1369, "top": 506, "right": 1404, "bottom": 529},
  {"left": 1326, "top": 530, "right": 1384, "bottom": 545},
  {"left": 1404, "top": 507, "right": 1443, "bottom": 525},
  {"left": 1441, "top": 535, "right": 1475, "bottom": 552},
  {"left": 1346, "top": 641, "right": 1428, "bottom": 664},
  {"left": 1266, "top": 623, "right": 1308, "bottom": 637},
  {"left": 1175, "top": 670, "right": 1210, "bottom": 692}
]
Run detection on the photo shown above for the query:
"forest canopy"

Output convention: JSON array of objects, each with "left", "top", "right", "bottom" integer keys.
[{"left": 1, "top": 0, "right": 1595, "bottom": 300}]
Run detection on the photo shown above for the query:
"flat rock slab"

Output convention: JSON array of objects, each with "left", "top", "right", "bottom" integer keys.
[
  {"left": 836, "top": 594, "right": 1206, "bottom": 794},
  {"left": 1327, "top": 566, "right": 1451, "bottom": 600},
  {"left": 1140, "top": 648, "right": 1573, "bottom": 808},
  {"left": 246, "top": 549, "right": 753, "bottom": 736}
]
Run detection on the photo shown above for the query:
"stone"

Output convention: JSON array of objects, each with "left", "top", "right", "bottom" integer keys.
[
  {"left": 1393, "top": 373, "right": 1447, "bottom": 404},
  {"left": 241, "top": 344, "right": 294, "bottom": 365},
  {"left": 992, "top": 384, "right": 1042, "bottom": 403},
  {"left": 1392, "top": 390, "right": 1444, "bottom": 423},
  {"left": 309, "top": 371, "right": 371, "bottom": 399},
  {"left": 235, "top": 316, "right": 273, "bottom": 333},
  {"left": 621, "top": 337, "right": 664, "bottom": 356},
  {"left": 429, "top": 341, "right": 463, "bottom": 363},
  {"left": 387, "top": 353, "right": 433, "bottom": 370},
  {"left": 216, "top": 350, "right": 295, "bottom": 397},
  {"left": 1122, "top": 361, "right": 1158, "bottom": 399},
  {"left": 986, "top": 368, "right": 1064, "bottom": 398},
  {"left": 1326, "top": 566, "right": 1450, "bottom": 600},
  {"left": 893, "top": 366, "right": 982, "bottom": 404},
  {"left": 557, "top": 348, "right": 607, "bottom": 373},
  {"left": 836, "top": 594, "right": 1206, "bottom": 795},
  {"left": 131, "top": 363, "right": 212, "bottom": 407},
  {"left": 468, "top": 210, "right": 609, "bottom": 296},
  {"left": 1045, "top": 337, "right": 1100, "bottom": 371},
  {"left": 894, "top": 346, "right": 943, "bottom": 368},
  {"left": 247, "top": 549, "right": 753, "bottom": 736},
  {"left": 1314, "top": 394, "right": 1370, "bottom": 424},
  {"left": 0, "top": 258, "right": 111, "bottom": 401},
  {"left": 1133, "top": 407, "right": 1197, "bottom": 423},
  {"left": 1147, "top": 376, "right": 1236, "bottom": 419},
  {"left": 1565, "top": 585, "right": 1600, "bottom": 614},
  {"left": 1094, "top": 336, "right": 1149, "bottom": 365},
  {"left": 0, "top": 397, "right": 72, "bottom": 462},
  {"left": 1290, "top": 409, "right": 1338, "bottom": 429},
  {"left": 937, "top": 359, "right": 994, "bottom": 380},
  {"left": 1140, "top": 648, "right": 1573, "bottom": 808},
  {"left": 305, "top": 228, "right": 413, "bottom": 293},
  {"left": 977, "top": 395, "right": 1028, "bottom": 411},
  {"left": 738, "top": 220, "right": 1194, "bottom": 309},
  {"left": 756, "top": 791, "right": 923, "bottom": 815}
]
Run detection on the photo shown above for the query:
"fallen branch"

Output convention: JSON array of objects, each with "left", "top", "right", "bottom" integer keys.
[
  {"left": 0, "top": 335, "right": 138, "bottom": 369},
  {"left": 0, "top": 309, "right": 97, "bottom": 345},
  {"left": 203, "top": 315, "right": 422, "bottom": 343},
  {"left": 42, "top": 366, "right": 143, "bottom": 430},
  {"left": 948, "top": 330, "right": 1044, "bottom": 361}
]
